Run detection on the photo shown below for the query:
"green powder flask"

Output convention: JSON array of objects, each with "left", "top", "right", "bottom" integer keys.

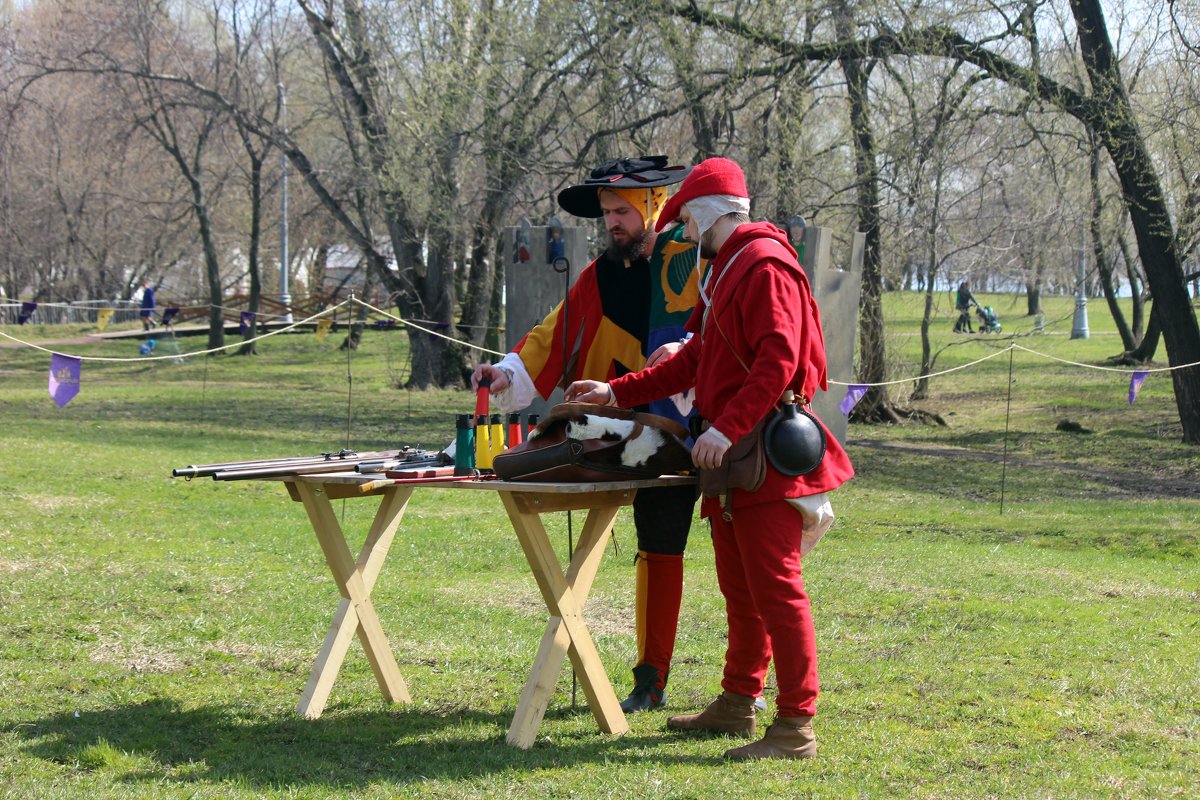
[{"left": 454, "top": 414, "right": 475, "bottom": 475}]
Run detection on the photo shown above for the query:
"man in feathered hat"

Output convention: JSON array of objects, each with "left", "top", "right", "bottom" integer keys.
[
  {"left": 471, "top": 155, "right": 700, "bottom": 713},
  {"left": 567, "top": 157, "right": 855, "bottom": 759}
]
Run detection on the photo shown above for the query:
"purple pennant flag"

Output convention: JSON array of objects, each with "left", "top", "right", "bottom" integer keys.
[
  {"left": 161, "top": 306, "right": 179, "bottom": 326},
  {"left": 48, "top": 353, "right": 81, "bottom": 408},
  {"left": 839, "top": 384, "right": 869, "bottom": 416},
  {"left": 239, "top": 311, "right": 255, "bottom": 335},
  {"left": 18, "top": 301, "right": 37, "bottom": 324},
  {"left": 1128, "top": 370, "right": 1148, "bottom": 405}
]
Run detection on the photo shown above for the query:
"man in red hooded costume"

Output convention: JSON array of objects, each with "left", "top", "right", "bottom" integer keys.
[{"left": 567, "top": 156, "right": 854, "bottom": 760}]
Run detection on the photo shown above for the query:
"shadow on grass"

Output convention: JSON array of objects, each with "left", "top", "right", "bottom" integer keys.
[{"left": 8, "top": 698, "right": 713, "bottom": 788}]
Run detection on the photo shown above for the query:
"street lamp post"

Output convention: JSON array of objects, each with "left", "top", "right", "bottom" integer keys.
[
  {"left": 278, "top": 82, "right": 292, "bottom": 323},
  {"left": 1071, "top": 224, "right": 1089, "bottom": 339}
]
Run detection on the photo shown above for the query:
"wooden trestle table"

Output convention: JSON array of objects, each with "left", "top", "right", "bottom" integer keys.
[{"left": 271, "top": 470, "right": 695, "bottom": 749}]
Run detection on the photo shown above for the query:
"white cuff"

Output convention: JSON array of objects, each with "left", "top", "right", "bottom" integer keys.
[{"left": 491, "top": 352, "right": 539, "bottom": 411}]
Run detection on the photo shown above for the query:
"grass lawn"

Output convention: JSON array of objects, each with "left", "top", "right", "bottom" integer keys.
[{"left": 1, "top": 293, "right": 1197, "bottom": 799}]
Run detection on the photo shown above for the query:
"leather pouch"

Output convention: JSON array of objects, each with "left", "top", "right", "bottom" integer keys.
[
  {"left": 697, "top": 415, "right": 767, "bottom": 498},
  {"left": 493, "top": 403, "right": 693, "bottom": 482}
]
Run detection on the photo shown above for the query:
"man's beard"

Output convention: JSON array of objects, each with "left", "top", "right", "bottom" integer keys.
[
  {"left": 698, "top": 228, "right": 719, "bottom": 259},
  {"left": 607, "top": 228, "right": 652, "bottom": 261}
]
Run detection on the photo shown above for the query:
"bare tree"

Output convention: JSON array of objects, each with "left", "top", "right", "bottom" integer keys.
[{"left": 655, "top": 0, "right": 1200, "bottom": 442}]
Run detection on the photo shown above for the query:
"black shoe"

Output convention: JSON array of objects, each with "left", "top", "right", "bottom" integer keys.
[{"left": 620, "top": 664, "right": 667, "bottom": 713}]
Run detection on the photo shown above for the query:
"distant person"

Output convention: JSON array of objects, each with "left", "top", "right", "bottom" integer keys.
[
  {"left": 954, "top": 281, "right": 977, "bottom": 333},
  {"left": 139, "top": 280, "right": 157, "bottom": 331}
]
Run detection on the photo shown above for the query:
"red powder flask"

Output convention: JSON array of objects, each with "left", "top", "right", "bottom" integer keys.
[{"left": 507, "top": 412, "right": 523, "bottom": 447}]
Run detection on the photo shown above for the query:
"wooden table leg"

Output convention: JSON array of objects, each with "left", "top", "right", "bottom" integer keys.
[
  {"left": 294, "top": 482, "right": 413, "bottom": 718},
  {"left": 500, "top": 492, "right": 628, "bottom": 748}
]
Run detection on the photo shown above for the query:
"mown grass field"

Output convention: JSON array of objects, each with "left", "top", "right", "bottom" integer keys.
[{"left": 1, "top": 292, "right": 1197, "bottom": 799}]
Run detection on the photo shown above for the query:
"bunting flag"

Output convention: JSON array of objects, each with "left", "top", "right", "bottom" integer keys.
[
  {"left": 161, "top": 306, "right": 179, "bottom": 326},
  {"left": 49, "top": 353, "right": 81, "bottom": 407},
  {"left": 315, "top": 318, "right": 332, "bottom": 343},
  {"left": 239, "top": 311, "right": 255, "bottom": 335},
  {"left": 96, "top": 308, "right": 114, "bottom": 332},
  {"left": 18, "top": 301, "right": 37, "bottom": 324},
  {"left": 1128, "top": 370, "right": 1149, "bottom": 405},
  {"left": 839, "top": 384, "right": 869, "bottom": 416}
]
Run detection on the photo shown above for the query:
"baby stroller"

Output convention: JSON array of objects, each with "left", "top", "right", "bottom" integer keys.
[{"left": 976, "top": 305, "right": 1001, "bottom": 334}]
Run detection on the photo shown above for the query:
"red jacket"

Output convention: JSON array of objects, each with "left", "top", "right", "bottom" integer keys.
[{"left": 610, "top": 222, "right": 854, "bottom": 509}]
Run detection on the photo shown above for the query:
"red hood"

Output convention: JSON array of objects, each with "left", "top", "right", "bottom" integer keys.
[
  {"left": 717, "top": 221, "right": 799, "bottom": 266},
  {"left": 712, "top": 219, "right": 827, "bottom": 399}
]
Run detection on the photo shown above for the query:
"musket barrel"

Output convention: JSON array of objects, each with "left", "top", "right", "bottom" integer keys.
[
  {"left": 174, "top": 450, "right": 408, "bottom": 479},
  {"left": 172, "top": 449, "right": 363, "bottom": 478}
]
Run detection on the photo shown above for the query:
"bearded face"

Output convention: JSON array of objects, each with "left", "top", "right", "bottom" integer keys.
[
  {"left": 608, "top": 229, "right": 654, "bottom": 261},
  {"left": 698, "top": 227, "right": 720, "bottom": 260},
  {"left": 600, "top": 191, "right": 652, "bottom": 261}
]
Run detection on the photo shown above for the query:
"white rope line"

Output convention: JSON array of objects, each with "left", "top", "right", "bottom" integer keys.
[
  {"left": 351, "top": 298, "right": 506, "bottom": 357},
  {"left": 827, "top": 345, "right": 1017, "bottom": 387},
  {"left": 7, "top": 299, "right": 1198, "bottom": 379},
  {"left": 1010, "top": 343, "right": 1200, "bottom": 373},
  {"left": 826, "top": 340, "right": 1200, "bottom": 389},
  {"left": 0, "top": 300, "right": 353, "bottom": 362}
]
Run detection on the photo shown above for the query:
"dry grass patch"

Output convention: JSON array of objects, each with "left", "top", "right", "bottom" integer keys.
[
  {"left": 16, "top": 493, "right": 97, "bottom": 512},
  {"left": 89, "top": 635, "right": 187, "bottom": 674}
]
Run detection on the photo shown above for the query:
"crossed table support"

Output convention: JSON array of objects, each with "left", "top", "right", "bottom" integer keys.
[{"left": 278, "top": 473, "right": 693, "bottom": 749}]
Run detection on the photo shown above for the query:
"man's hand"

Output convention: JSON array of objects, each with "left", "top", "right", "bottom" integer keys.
[
  {"left": 565, "top": 380, "right": 613, "bottom": 405},
  {"left": 471, "top": 363, "right": 509, "bottom": 392},
  {"left": 691, "top": 428, "right": 731, "bottom": 470},
  {"left": 645, "top": 340, "right": 683, "bottom": 369}
]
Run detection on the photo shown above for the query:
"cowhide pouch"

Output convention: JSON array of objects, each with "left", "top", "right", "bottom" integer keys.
[{"left": 492, "top": 403, "right": 693, "bottom": 482}]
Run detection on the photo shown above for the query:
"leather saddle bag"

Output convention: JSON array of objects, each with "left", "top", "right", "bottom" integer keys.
[{"left": 493, "top": 403, "right": 693, "bottom": 482}]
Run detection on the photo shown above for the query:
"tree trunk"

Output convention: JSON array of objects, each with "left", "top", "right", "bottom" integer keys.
[
  {"left": 1025, "top": 280, "right": 1042, "bottom": 317},
  {"left": 914, "top": 174, "right": 943, "bottom": 401},
  {"left": 1125, "top": 308, "right": 1161, "bottom": 363},
  {"left": 1071, "top": 0, "right": 1200, "bottom": 442},
  {"left": 486, "top": 237, "right": 505, "bottom": 356},
  {"left": 1118, "top": 232, "right": 1144, "bottom": 340},
  {"left": 1089, "top": 137, "right": 1135, "bottom": 351},
  {"left": 340, "top": 259, "right": 375, "bottom": 352},
  {"left": 836, "top": 6, "right": 889, "bottom": 419},
  {"left": 460, "top": 220, "right": 495, "bottom": 347},
  {"left": 239, "top": 156, "right": 263, "bottom": 356}
]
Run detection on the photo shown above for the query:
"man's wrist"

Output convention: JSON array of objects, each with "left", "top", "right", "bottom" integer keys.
[{"left": 706, "top": 426, "right": 733, "bottom": 448}]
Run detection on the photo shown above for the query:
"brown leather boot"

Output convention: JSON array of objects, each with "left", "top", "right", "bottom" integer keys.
[
  {"left": 723, "top": 715, "right": 816, "bottom": 760},
  {"left": 667, "top": 691, "right": 756, "bottom": 736}
]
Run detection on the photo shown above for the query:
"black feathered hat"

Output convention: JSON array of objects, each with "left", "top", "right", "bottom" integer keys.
[{"left": 557, "top": 156, "right": 692, "bottom": 219}]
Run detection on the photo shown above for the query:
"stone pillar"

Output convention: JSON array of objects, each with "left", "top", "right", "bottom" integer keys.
[
  {"left": 804, "top": 226, "right": 864, "bottom": 445},
  {"left": 501, "top": 224, "right": 590, "bottom": 418}
]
